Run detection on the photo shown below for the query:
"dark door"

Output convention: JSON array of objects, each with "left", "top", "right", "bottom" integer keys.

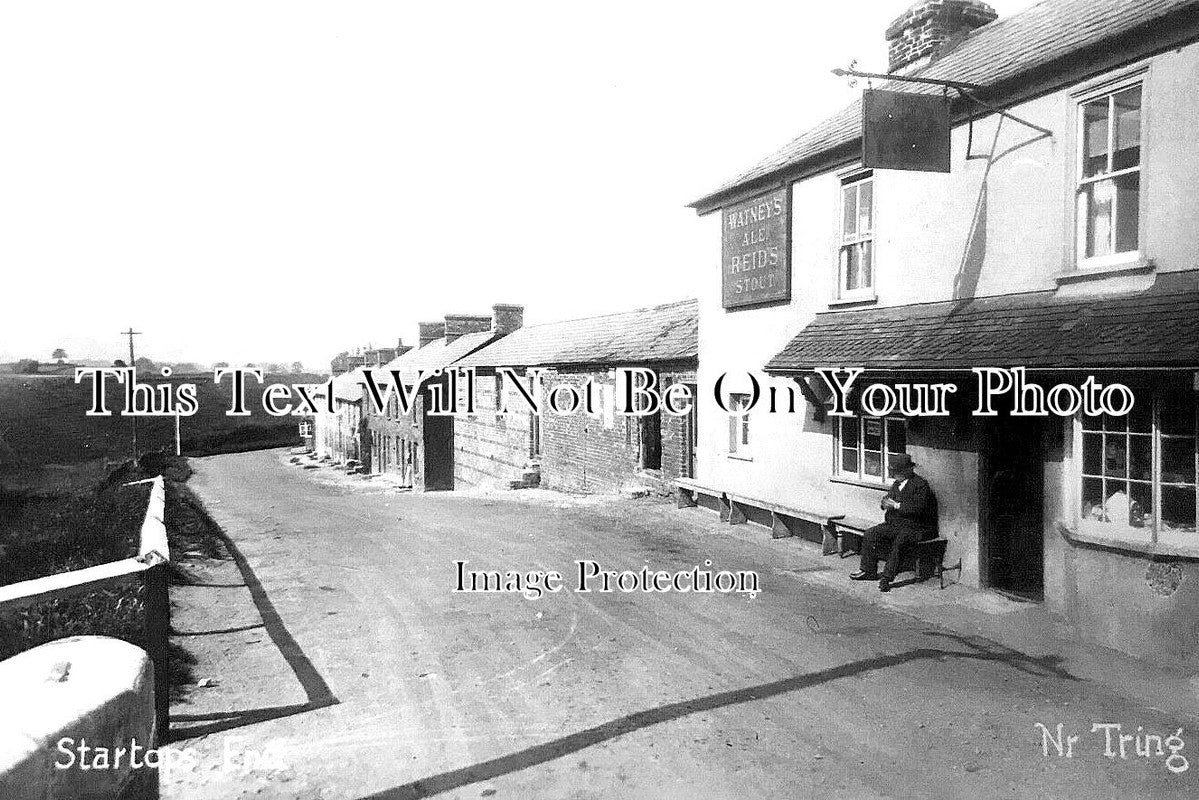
[
  {"left": 981, "top": 416, "right": 1044, "bottom": 600},
  {"left": 423, "top": 390, "right": 455, "bottom": 490},
  {"left": 683, "top": 383, "right": 698, "bottom": 478}
]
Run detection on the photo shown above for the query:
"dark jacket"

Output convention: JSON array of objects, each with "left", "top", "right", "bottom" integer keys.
[{"left": 882, "top": 473, "right": 937, "bottom": 537}]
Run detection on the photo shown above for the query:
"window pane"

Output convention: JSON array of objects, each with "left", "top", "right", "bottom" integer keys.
[
  {"left": 1083, "top": 179, "right": 1114, "bottom": 258},
  {"left": 841, "top": 417, "right": 860, "bottom": 447},
  {"left": 864, "top": 450, "right": 882, "bottom": 478},
  {"left": 1103, "top": 435, "right": 1128, "bottom": 478},
  {"left": 1129, "top": 481, "right": 1152, "bottom": 529},
  {"left": 886, "top": 419, "right": 906, "bottom": 454},
  {"left": 1114, "top": 171, "right": 1139, "bottom": 253},
  {"left": 1082, "top": 477, "right": 1105, "bottom": 521},
  {"left": 1162, "top": 438, "right": 1196, "bottom": 485},
  {"left": 858, "top": 181, "right": 873, "bottom": 233},
  {"left": 1083, "top": 432, "right": 1102, "bottom": 475},
  {"left": 863, "top": 418, "right": 883, "bottom": 451},
  {"left": 1129, "top": 434, "right": 1152, "bottom": 481},
  {"left": 1161, "top": 486, "right": 1197, "bottom": 534},
  {"left": 1082, "top": 97, "right": 1110, "bottom": 178},
  {"left": 1128, "top": 399, "right": 1152, "bottom": 433},
  {"left": 843, "top": 186, "right": 857, "bottom": 237},
  {"left": 842, "top": 447, "right": 859, "bottom": 475},
  {"left": 860, "top": 241, "right": 874, "bottom": 289},
  {"left": 1162, "top": 394, "right": 1196, "bottom": 436},
  {"left": 1082, "top": 414, "right": 1104, "bottom": 432},
  {"left": 1112, "top": 86, "right": 1141, "bottom": 170},
  {"left": 741, "top": 417, "right": 750, "bottom": 446},
  {"left": 844, "top": 245, "right": 861, "bottom": 290}
]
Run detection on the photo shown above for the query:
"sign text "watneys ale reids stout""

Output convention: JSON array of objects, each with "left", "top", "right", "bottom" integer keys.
[{"left": 721, "top": 189, "right": 790, "bottom": 309}]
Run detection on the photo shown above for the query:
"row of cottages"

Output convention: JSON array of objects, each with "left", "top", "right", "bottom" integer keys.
[
  {"left": 453, "top": 299, "right": 699, "bottom": 494},
  {"left": 686, "top": 0, "right": 1199, "bottom": 664},
  {"left": 362, "top": 305, "right": 525, "bottom": 490}
]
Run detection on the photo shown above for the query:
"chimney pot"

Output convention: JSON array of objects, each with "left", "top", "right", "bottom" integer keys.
[
  {"left": 885, "top": 0, "right": 997, "bottom": 74},
  {"left": 491, "top": 304, "right": 524, "bottom": 337},
  {"left": 418, "top": 322, "right": 446, "bottom": 349}
]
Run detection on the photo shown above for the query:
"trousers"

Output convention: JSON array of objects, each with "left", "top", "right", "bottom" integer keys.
[{"left": 860, "top": 523, "right": 924, "bottom": 579}]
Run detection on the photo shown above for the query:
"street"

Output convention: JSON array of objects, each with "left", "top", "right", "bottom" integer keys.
[{"left": 164, "top": 449, "right": 1199, "bottom": 799}]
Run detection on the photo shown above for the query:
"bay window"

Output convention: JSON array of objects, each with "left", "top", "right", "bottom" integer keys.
[{"left": 1079, "top": 393, "right": 1197, "bottom": 546}]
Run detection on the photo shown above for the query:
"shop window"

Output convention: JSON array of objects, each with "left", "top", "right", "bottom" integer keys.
[
  {"left": 836, "top": 416, "right": 907, "bottom": 484},
  {"left": 1080, "top": 394, "right": 1196, "bottom": 546},
  {"left": 839, "top": 172, "right": 874, "bottom": 299},
  {"left": 727, "top": 393, "right": 752, "bottom": 459},
  {"left": 1076, "top": 81, "right": 1142, "bottom": 267}
]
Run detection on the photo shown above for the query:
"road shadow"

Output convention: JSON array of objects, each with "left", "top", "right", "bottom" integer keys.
[
  {"left": 168, "top": 498, "right": 338, "bottom": 742},
  {"left": 355, "top": 632, "right": 1077, "bottom": 799}
]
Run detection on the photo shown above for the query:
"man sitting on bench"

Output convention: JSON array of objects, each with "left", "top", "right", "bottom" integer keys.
[{"left": 849, "top": 454, "right": 937, "bottom": 592}]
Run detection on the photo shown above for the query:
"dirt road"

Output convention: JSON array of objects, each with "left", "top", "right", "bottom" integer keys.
[{"left": 164, "top": 449, "right": 1199, "bottom": 799}]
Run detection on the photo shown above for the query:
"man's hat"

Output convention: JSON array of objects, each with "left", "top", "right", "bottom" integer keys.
[{"left": 892, "top": 453, "right": 917, "bottom": 471}]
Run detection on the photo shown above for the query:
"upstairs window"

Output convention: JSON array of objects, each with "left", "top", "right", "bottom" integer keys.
[
  {"left": 839, "top": 172, "right": 874, "bottom": 298},
  {"left": 1077, "top": 82, "right": 1142, "bottom": 266}
]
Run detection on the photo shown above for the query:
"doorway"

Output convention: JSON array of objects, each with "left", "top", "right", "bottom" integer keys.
[
  {"left": 980, "top": 415, "right": 1044, "bottom": 600},
  {"left": 682, "top": 383, "right": 698, "bottom": 478},
  {"left": 423, "top": 388, "right": 455, "bottom": 491}
]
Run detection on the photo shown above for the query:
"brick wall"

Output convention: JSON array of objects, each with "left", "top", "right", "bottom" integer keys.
[{"left": 537, "top": 365, "right": 696, "bottom": 495}]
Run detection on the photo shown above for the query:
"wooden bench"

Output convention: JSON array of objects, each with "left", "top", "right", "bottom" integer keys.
[
  {"left": 831, "top": 516, "right": 961, "bottom": 588},
  {"left": 677, "top": 479, "right": 843, "bottom": 548},
  {"left": 675, "top": 477, "right": 732, "bottom": 520},
  {"left": 724, "top": 491, "right": 843, "bottom": 544}
]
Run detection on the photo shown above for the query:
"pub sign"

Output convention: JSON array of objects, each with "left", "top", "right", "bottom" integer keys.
[
  {"left": 721, "top": 188, "right": 790, "bottom": 309},
  {"left": 861, "top": 89, "right": 952, "bottom": 173}
]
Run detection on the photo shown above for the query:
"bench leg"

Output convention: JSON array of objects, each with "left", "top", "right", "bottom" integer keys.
[
  {"left": 771, "top": 511, "right": 794, "bottom": 540},
  {"left": 821, "top": 521, "right": 838, "bottom": 554},
  {"left": 728, "top": 500, "right": 747, "bottom": 525},
  {"left": 718, "top": 495, "right": 732, "bottom": 523},
  {"left": 677, "top": 488, "right": 697, "bottom": 509}
]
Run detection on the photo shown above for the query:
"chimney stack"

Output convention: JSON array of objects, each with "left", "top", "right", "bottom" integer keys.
[
  {"left": 418, "top": 322, "right": 445, "bottom": 349},
  {"left": 443, "top": 314, "right": 492, "bottom": 343},
  {"left": 396, "top": 338, "right": 412, "bottom": 358},
  {"left": 491, "top": 304, "right": 524, "bottom": 337},
  {"left": 886, "top": 0, "right": 997, "bottom": 75}
]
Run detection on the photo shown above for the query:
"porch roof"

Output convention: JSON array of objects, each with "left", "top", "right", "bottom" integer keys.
[{"left": 763, "top": 271, "right": 1199, "bottom": 373}]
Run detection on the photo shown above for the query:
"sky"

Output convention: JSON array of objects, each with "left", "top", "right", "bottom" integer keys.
[{"left": 0, "top": 0, "right": 1036, "bottom": 371}]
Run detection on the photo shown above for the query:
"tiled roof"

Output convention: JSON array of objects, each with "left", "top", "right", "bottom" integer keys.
[
  {"left": 763, "top": 271, "right": 1199, "bottom": 372},
  {"left": 372, "top": 330, "right": 498, "bottom": 384},
  {"left": 455, "top": 299, "right": 698, "bottom": 368},
  {"left": 692, "top": 0, "right": 1199, "bottom": 209}
]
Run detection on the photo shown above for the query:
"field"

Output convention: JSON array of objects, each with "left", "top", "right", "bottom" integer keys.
[{"left": 0, "top": 371, "right": 324, "bottom": 491}]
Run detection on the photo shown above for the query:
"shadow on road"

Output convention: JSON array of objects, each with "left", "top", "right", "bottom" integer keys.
[
  {"left": 355, "top": 633, "right": 1079, "bottom": 800},
  {"left": 169, "top": 508, "right": 339, "bottom": 742}
]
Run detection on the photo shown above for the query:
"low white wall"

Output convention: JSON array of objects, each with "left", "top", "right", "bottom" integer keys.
[{"left": 0, "top": 636, "right": 155, "bottom": 799}]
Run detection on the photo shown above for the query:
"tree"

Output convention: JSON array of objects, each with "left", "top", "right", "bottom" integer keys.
[
  {"left": 51, "top": 348, "right": 68, "bottom": 364},
  {"left": 14, "top": 359, "right": 39, "bottom": 374},
  {"left": 213, "top": 361, "right": 229, "bottom": 369},
  {"left": 291, "top": 361, "right": 304, "bottom": 373},
  {"left": 113, "top": 359, "right": 127, "bottom": 368}
]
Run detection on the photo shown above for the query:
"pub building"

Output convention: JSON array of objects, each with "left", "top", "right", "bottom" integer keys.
[
  {"left": 452, "top": 299, "right": 698, "bottom": 493},
  {"left": 686, "top": 0, "right": 1199, "bottom": 663}
]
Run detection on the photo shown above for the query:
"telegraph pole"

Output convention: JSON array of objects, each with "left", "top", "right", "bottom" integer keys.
[{"left": 121, "top": 328, "right": 141, "bottom": 460}]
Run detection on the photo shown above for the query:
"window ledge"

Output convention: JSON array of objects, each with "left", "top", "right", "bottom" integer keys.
[
  {"left": 1057, "top": 521, "right": 1199, "bottom": 560},
  {"left": 828, "top": 296, "right": 878, "bottom": 309},
  {"left": 829, "top": 475, "right": 891, "bottom": 491},
  {"left": 1054, "top": 258, "right": 1155, "bottom": 286}
]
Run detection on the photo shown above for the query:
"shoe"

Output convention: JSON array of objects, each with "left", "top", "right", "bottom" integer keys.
[
  {"left": 879, "top": 576, "right": 892, "bottom": 593},
  {"left": 849, "top": 571, "right": 878, "bottom": 581}
]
